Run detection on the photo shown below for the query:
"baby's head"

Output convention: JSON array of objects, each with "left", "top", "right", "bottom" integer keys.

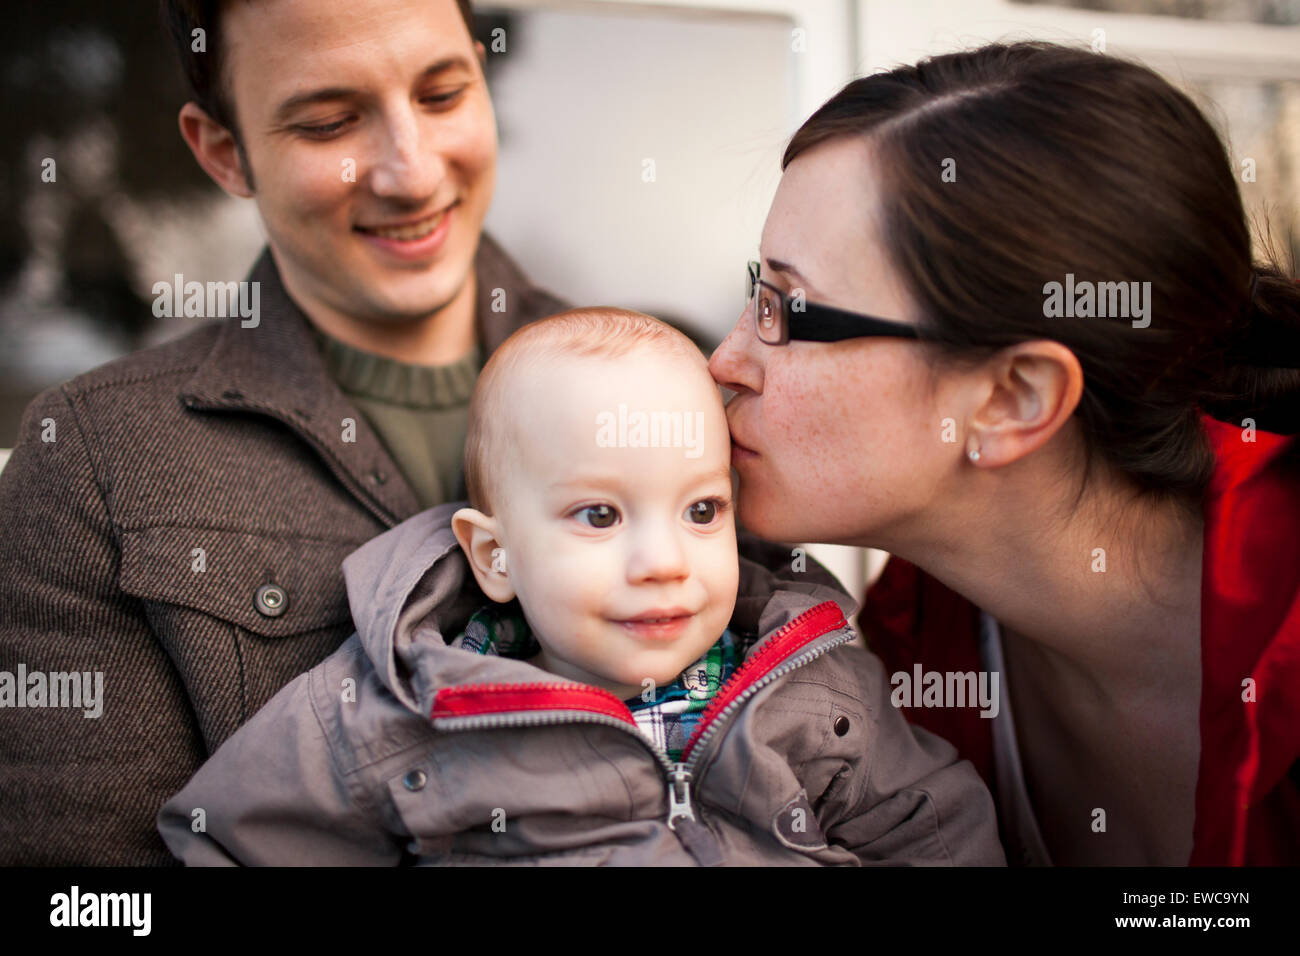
[{"left": 452, "top": 308, "right": 739, "bottom": 701}]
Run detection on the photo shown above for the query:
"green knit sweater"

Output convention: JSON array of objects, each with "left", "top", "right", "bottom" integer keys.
[{"left": 311, "top": 326, "right": 481, "bottom": 510}]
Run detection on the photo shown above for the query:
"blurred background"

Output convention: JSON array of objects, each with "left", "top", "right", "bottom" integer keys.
[{"left": 2, "top": 0, "right": 1299, "bottom": 601}]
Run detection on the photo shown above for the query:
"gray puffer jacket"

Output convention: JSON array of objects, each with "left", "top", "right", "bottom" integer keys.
[{"left": 157, "top": 503, "right": 1006, "bottom": 866}]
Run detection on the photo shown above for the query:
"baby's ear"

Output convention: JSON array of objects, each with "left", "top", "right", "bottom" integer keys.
[{"left": 451, "top": 507, "right": 515, "bottom": 603}]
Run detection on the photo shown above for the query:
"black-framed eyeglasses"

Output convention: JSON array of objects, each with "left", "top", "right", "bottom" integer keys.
[{"left": 747, "top": 260, "right": 922, "bottom": 346}]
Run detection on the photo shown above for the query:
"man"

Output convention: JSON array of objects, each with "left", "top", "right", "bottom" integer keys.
[{"left": 0, "top": 0, "right": 566, "bottom": 864}]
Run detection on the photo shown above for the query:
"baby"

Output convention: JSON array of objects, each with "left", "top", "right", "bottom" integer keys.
[{"left": 158, "top": 308, "right": 1003, "bottom": 866}]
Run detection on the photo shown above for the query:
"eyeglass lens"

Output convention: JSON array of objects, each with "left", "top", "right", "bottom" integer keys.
[{"left": 748, "top": 263, "right": 782, "bottom": 343}]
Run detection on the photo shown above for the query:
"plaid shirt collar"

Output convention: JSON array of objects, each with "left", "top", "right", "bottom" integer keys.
[{"left": 449, "top": 603, "right": 744, "bottom": 761}]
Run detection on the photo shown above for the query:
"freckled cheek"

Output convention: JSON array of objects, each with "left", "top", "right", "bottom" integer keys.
[
  {"left": 762, "top": 360, "right": 857, "bottom": 465},
  {"left": 761, "top": 353, "right": 923, "bottom": 513}
]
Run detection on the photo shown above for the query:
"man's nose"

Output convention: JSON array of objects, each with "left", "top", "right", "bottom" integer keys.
[
  {"left": 366, "top": 103, "right": 445, "bottom": 200},
  {"left": 626, "top": 521, "right": 690, "bottom": 585},
  {"left": 708, "top": 303, "right": 764, "bottom": 395}
]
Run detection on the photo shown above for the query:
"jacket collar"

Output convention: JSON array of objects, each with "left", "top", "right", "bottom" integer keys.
[
  {"left": 339, "top": 502, "right": 857, "bottom": 720},
  {"left": 179, "top": 234, "right": 552, "bottom": 528},
  {"left": 1196, "top": 414, "right": 1300, "bottom": 864}
]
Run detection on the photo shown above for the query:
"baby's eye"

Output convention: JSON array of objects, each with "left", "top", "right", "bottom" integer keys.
[
  {"left": 576, "top": 504, "right": 620, "bottom": 529},
  {"left": 685, "top": 499, "right": 726, "bottom": 525}
]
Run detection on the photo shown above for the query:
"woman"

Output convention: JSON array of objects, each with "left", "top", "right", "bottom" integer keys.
[{"left": 709, "top": 41, "right": 1300, "bottom": 865}]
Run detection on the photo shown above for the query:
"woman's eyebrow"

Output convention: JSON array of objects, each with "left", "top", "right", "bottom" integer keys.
[{"left": 764, "top": 257, "right": 817, "bottom": 295}]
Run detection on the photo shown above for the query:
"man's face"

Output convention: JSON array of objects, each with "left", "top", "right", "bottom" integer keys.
[
  {"left": 222, "top": 0, "right": 496, "bottom": 325},
  {"left": 495, "top": 349, "right": 739, "bottom": 701}
]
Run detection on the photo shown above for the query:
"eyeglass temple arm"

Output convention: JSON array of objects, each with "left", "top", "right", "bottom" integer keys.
[{"left": 785, "top": 302, "right": 922, "bottom": 341}]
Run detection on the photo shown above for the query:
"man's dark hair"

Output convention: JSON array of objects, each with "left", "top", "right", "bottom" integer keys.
[{"left": 160, "top": 0, "right": 476, "bottom": 145}]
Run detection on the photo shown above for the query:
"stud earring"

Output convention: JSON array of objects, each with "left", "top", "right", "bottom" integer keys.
[
  {"left": 490, "top": 548, "right": 507, "bottom": 575},
  {"left": 967, "top": 440, "right": 981, "bottom": 463}
]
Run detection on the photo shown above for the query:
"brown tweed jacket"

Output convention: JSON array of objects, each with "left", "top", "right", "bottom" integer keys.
[{"left": 0, "top": 235, "right": 567, "bottom": 865}]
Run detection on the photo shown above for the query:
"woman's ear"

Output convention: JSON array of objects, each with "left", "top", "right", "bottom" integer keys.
[
  {"left": 452, "top": 507, "right": 515, "bottom": 603},
  {"left": 967, "top": 340, "right": 1083, "bottom": 468}
]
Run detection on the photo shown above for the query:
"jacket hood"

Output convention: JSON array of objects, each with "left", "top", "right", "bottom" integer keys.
[{"left": 340, "top": 501, "right": 857, "bottom": 718}]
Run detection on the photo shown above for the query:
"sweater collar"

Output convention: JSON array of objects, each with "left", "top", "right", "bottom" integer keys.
[{"left": 310, "top": 324, "right": 481, "bottom": 409}]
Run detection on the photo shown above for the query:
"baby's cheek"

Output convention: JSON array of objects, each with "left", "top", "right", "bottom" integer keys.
[
  {"left": 707, "top": 544, "right": 741, "bottom": 614},
  {"left": 531, "top": 545, "right": 610, "bottom": 593}
]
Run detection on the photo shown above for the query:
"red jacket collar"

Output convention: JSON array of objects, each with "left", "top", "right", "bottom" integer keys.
[{"left": 1195, "top": 415, "right": 1300, "bottom": 864}]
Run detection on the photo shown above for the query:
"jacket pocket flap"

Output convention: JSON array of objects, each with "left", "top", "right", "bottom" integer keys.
[{"left": 118, "top": 525, "right": 357, "bottom": 637}]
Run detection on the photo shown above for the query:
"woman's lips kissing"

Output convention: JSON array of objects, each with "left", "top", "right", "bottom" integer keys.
[
  {"left": 729, "top": 427, "right": 759, "bottom": 461},
  {"left": 726, "top": 406, "right": 759, "bottom": 460}
]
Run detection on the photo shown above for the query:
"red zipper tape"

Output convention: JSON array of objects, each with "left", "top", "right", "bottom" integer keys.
[{"left": 430, "top": 601, "right": 849, "bottom": 758}]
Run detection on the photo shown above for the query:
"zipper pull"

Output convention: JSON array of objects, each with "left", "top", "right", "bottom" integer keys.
[
  {"left": 665, "top": 763, "right": 723, "bottom": 866},
  {"left": 666, "top": 764, "right": 695, "bottom": 830}
]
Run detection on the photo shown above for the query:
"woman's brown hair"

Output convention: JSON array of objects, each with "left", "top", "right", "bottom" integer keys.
[{"left": 785, "top": 41, "right": 1300, "bottom": 500}]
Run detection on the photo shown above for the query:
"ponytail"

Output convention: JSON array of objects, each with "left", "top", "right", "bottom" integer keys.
[{"left": 1208, "top": 266, "right": 1300, "bottom": 435}]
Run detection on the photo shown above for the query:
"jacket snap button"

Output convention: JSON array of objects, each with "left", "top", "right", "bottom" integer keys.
[
  {"left": 370, "top": 469, "right": 387, "bottom": 485},
  {"left": 254, "top": 584, "right": 288, "bottom": 618},
  {"left": 403, "top": 770, "right": 427, "bottom": 792},
  {"left": 834, "top": 716, "right": 851, "bottom": 736}
]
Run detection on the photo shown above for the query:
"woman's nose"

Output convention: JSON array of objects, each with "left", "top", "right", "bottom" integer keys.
[{"left": 708, "top": 305, "right": 764, "bottom": 395}]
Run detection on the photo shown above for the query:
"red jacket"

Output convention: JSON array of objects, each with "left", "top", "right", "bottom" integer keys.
[{"left": 859, "top": 415, "right": 1300, "bottom": 865}]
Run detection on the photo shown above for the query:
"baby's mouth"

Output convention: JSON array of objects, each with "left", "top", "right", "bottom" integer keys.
[{"left": 613, "top": 610, "right": 695, "bottom": 641}]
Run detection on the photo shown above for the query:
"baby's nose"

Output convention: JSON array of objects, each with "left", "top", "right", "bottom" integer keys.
[{"left": 625, "top": 525, "right": 690, "bottom": 583}]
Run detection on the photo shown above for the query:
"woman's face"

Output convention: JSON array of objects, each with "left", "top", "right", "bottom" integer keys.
[{"left": 708, "top": 135, "right": 958, "bottom": 549}]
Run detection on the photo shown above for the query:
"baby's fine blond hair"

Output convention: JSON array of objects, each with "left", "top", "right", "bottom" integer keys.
[{"left": 463, "top": 308, "right": 706, "bottom": 515}]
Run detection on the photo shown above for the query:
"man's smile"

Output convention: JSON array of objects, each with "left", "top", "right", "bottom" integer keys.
[
  {"left": 354, "top": 200, "right": 458, "bottom": 241},
  {"left": 352, "top": 201, "right": 460, "bottom": 262}
]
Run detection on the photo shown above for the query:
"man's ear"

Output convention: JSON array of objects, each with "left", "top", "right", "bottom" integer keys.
[
  {"left": 177, "top": 102, "right": 254, "bottom": 198},
  {"left": 966, "top": 340, "right": 1083, "bottom": 468},
  {"left": 452, "top": 507, "right": 515, "bottom": 603}
]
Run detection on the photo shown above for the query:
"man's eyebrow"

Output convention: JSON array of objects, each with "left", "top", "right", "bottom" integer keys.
[{"left": 272, "top": 55, "right": 475, "bottom": 121}]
